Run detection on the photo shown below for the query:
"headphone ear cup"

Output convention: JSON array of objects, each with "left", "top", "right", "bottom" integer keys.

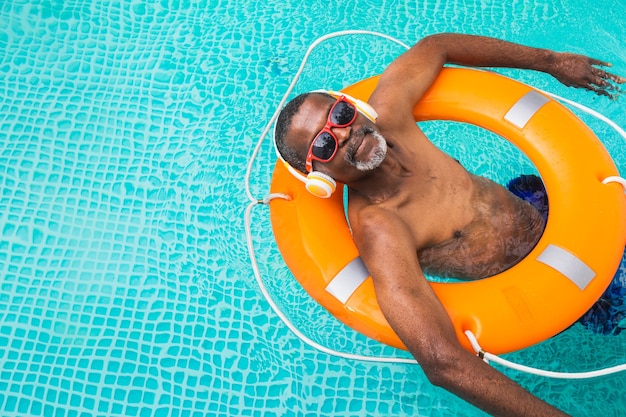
[{"left": 305, "top": 171, "right": 337, "bottom": 198}]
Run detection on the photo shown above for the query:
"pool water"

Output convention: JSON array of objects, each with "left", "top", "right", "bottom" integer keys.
[{"left": 1, "top": 1, "right": 624, "bottom": 416}]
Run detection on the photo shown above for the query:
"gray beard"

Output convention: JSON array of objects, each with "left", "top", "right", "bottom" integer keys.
[{"left": 346, "top": 128, "right": 388, "bottom": 172}]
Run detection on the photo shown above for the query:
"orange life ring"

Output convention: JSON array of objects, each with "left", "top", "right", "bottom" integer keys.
[{"left": 269, "top": 67, "right": 626, "bottom": 354}]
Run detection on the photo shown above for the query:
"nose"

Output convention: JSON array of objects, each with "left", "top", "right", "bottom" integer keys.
[{"left": 331, "top": 125, "right": 352, "bottom": 146}]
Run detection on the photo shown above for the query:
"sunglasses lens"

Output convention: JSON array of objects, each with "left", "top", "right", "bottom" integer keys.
[
  {"left": 311, "top": 132, "right": 337, "bottom": 160},
  {"left": 329, "top": 101, "right": 356, "bottom": 126}
]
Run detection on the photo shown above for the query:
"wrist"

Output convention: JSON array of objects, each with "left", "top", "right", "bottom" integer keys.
[{"left": 536, "top": 49, "right": 559, "bottom": 74}]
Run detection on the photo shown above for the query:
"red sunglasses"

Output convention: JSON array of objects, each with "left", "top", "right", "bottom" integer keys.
[{"left": 305, "top": 95, "right": 357, "bottom": 172}]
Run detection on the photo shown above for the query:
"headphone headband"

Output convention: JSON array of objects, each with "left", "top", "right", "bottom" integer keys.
[{"left": 313, "top": 90, "right": 378, "bottom": 122}]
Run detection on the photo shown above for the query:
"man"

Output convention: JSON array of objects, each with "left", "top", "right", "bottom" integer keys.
[{"left": 274, "top": 33, "right": 624, "bottom": 416}]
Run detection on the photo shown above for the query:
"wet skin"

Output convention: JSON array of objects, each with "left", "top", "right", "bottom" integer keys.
[
  {"left": 288, "top": 94, "right": 546, "bottom": 281},
  {"left": 280, "top": 34, "right": 624, "bottom": 417}
]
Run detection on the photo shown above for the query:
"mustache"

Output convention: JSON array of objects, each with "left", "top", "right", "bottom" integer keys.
[{"left": 345, "top": 126, "right": 376, "bottom": 161}]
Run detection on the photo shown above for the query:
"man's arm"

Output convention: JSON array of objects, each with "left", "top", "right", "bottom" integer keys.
[
  {"left": 371, "top": 33, "right": 623, "bottom": 120},
  {"left": 351, "top": 207, "right": 571, "bottom": 417}
]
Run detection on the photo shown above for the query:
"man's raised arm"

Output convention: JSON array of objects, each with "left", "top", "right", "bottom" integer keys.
[{"left": 371, "top": 33, "right": 623, "bottom": 118}]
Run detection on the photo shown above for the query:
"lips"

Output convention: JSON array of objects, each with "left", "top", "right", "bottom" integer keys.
[
  {"left": 346, "top": 127, "right": 371, "bottom": 160},
  {"left": 352, "top": 134, "right": 366, "bottom": 158}
]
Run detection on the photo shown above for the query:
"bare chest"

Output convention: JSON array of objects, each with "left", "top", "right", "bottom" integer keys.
[{"left": 413, "top": 179, "right": 545, "bottom": 279}]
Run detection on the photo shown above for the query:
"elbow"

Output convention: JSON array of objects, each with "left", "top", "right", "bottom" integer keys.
[
  {"left": 415, "top": 346, "right": 467, "bottom": 389},
  {"left": 415, "top": 33, "right": 445, "bottom": 51},
  {"left": 413, "top": 33, "right": 457, "bottom": 64},
  {"left": 422, "top": 364, "right": 456, "bottom": 389},
  {"left": 417, "top": 33, "right": 457, "bottom": 48}
]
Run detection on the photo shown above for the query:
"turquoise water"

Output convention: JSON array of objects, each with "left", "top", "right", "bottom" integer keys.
[{"left": 1, "top": 1, "right": 625, "bottom": 416}]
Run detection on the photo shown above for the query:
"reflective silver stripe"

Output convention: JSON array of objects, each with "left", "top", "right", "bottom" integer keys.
[
  {"left": 325, "top": 257, "right": 370, "bottom": 304},
  {"left": 504, "top": 90, "right": 550, "bottom": 128},
  {"left": 536, "top": 244, "right": 596, "bottom": 290}
]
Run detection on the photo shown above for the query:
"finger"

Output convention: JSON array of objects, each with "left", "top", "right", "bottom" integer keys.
[
  {"left": 589, "top": 78, "right": 622, "bottom": 98},
  {"left": 588, "top": 57, "right": 612, "bottom": 67},
  {"left": 592, "top": 76, "right": 611, "bottom": 88},
  {"left": 591, "top": 69, "right": 612, "bottom": 86},
  {"left": 586, "top": 83, "right": 613, "bottom": 99},
  {"left": 594, "top": 88, "right": 613, "bottom": 99},
  {"left": 592, "top": 67, "right": 626, "bottom": 85},
  {"left": 607, "top": 73, "right": 626, "bottom": 84}
]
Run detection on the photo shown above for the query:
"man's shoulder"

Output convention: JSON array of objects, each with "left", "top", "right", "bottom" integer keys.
[
  {"left": 348, "top": 198, "right": 406, "bottom": 238},
  {"left": 369, "top": 81, "right": 423, "bottom": 126}
]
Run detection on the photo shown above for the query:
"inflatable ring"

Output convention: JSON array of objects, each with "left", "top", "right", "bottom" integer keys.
[{"left": 270, "top": 67, "right": 626, "bottom": 354}]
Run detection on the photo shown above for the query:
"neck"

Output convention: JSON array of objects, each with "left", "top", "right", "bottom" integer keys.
[{"left": 347, "top": 147, "right": 411, "bottom": 203}]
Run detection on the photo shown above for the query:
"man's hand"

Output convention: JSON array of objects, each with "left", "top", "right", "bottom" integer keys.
[{"left": 551, "top": 53, "right": 624, "bottom": 99}]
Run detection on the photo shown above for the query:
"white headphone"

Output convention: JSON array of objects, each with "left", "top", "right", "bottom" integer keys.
[{"left": 274, "top": 90, "right": 379, "bottom": 198}]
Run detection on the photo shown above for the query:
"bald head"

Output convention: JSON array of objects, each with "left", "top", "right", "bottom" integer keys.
[{"left": 275, "top": 92, "right": 333, "bottom": 173}]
